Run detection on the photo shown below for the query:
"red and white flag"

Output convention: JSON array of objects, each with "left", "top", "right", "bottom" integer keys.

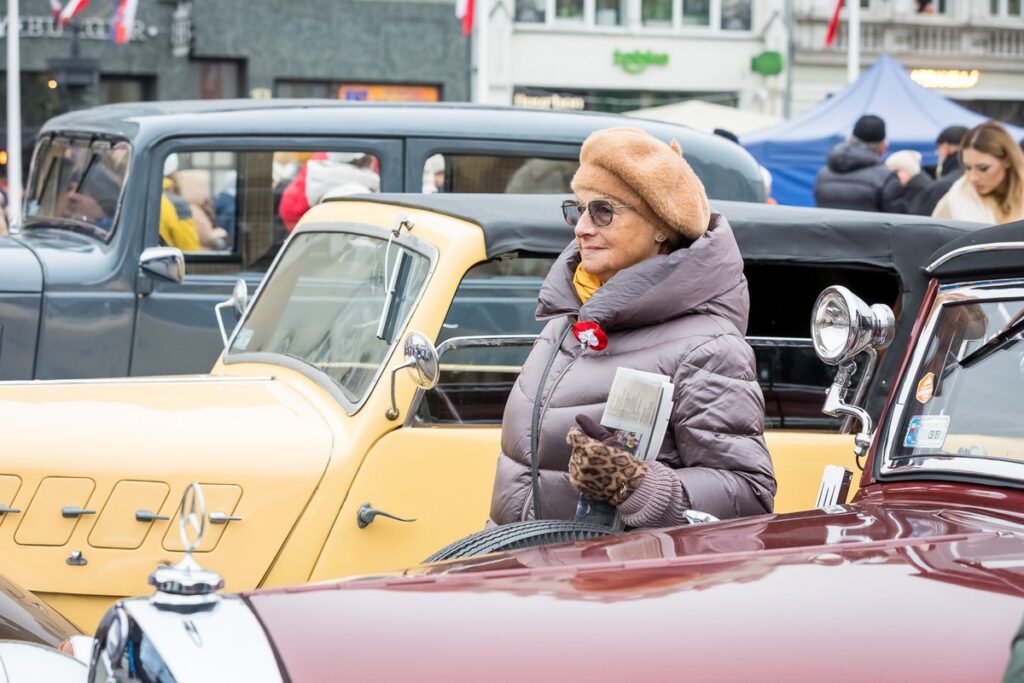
[
  {"left": 455, "top": 0, "right": 475, "bottom": 36},
  {"left": 112, "top": 0, "right": 139, "bottom": 44},
  {"left": 57, "top": 0, "right": 90, "bottom": 26},
  {"left": 825, "top": 0, "right": 843, "bottom": 46},
  {"left": 48, "top": 0, "right": 63, "bottom": 20}
]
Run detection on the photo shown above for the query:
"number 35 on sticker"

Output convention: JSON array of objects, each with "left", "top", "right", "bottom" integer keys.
[{"left": 904, "top": 415, "right": 950, "bottom": 449}]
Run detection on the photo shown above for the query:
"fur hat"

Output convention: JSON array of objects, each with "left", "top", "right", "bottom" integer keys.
[{"left": 571, "top": 126, "right": 710, "bottom": 242}]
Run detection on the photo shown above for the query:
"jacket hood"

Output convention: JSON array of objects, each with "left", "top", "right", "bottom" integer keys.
[
  {"left": 0, "top": 236, "right": 42, "bottom": 293},
  {"left": 826, "top": 140, "right": 885, "bottom": 174},
  {"left": 535, "top": 211, "right": 748, "bottom": 334}
]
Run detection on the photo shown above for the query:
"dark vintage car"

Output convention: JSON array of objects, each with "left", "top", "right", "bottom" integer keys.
[
  {"left": 0, "top": 100, "right": 763, "bottom": 381},
  {"left": 42, "top": 219, "right": 1021, "bottom": 682}
]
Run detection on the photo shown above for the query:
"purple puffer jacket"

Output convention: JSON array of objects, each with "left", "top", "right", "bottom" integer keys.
[{"left": 489, "top": 212, "right": 776, "bottom": 527}]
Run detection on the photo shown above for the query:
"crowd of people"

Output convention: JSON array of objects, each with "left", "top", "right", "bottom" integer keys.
[{"left": 814, "top": 115, "right": 1024, "bottom": 225}]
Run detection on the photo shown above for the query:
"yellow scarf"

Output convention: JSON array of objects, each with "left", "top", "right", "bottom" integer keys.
[{"left": 573, "top": 264, "right": 602, "bottom": 304}]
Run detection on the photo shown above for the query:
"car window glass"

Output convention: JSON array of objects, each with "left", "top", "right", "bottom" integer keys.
[
  {"left": 24, "top": 136, "right": 131, "bottom": 240},
  {"left": 229, "top": 231, "right": 429, "bottom": 409},
  {"left": 893, "top": 298, "right": 1024, "bottom": 463},
  {"left": 161, "top": 149, "right": 381, "bottom": 274},
  {"left": 416, "top": 260, "right": 900, "bottom": 428},
  {"left": 423, "top": 154, "right": 578, "bottom": 194},
  {"left": 414, "top": 255, "right": 551, "bottom": 425}
]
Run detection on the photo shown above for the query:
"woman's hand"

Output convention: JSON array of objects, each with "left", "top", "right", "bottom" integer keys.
[{"left": 566, "top": 415, "right": 647, "bottom": 506}]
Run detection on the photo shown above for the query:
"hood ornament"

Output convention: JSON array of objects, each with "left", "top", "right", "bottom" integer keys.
[{"left": 149, "top": 482, "right": 225, "bottom": 609}]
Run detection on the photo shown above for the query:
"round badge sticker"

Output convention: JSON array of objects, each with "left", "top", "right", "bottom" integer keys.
[{"left": 916, "top": 372, "right": 934, "bottom": 404}]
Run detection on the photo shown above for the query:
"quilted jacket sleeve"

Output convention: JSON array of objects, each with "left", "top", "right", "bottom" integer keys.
[
  {"left": 620, "top": 333, "right": 776, "bottom": 527},
  {"left": 670, "top": 334, "right": 776, "bottom": 519}
]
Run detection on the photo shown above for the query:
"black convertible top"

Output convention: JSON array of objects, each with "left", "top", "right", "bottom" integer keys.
[
  {"left": 926, "top": 219, "right": 1024, "bottom": 280},
  {"left": 335, "top": 193, "right": 979, "bottom": 268}
]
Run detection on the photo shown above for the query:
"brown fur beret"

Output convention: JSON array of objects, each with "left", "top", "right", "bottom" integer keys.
[{"left": 571, "top": 126, "right": 710, "bottom": 241}]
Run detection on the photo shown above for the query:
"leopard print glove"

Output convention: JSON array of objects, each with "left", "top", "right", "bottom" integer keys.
[{"left": 566, "top": 427, "right": 648, "bottom": 506}]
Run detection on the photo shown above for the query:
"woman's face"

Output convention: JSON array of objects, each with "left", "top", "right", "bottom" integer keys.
[
  {"left": 962, "top": 148, "right": 1009, "bottom": 197},
  {"left": 573, "top": 189, "right": 664, "bottom": 283}
]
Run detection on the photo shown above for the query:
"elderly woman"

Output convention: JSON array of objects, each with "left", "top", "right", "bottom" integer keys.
[
  {"left": 489, "top": 127, "right": 776, "bottom": 528},
  {"left": 933, "top": 120, "right": 1024, "bottom": 225}
]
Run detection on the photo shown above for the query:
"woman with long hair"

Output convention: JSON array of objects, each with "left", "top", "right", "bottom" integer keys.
[{"left": 933, "top": 121, "right": 1024, "bottom": 224}]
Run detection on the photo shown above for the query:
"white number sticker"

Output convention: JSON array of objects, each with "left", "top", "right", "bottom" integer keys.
[{"left": 904, "top": 415, "right": 950, "bottom": 449}]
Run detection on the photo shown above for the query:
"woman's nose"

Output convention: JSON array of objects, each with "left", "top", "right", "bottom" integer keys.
[{"left": 574, "top": 212, "right": 597, "bottom": 238}]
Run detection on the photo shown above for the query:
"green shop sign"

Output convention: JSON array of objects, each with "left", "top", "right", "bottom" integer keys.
[{"left": 614, "top": 50, "right": 670, "bottom": 75}]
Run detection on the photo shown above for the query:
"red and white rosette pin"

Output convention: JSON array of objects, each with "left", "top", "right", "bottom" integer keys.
[{"left": 572, "top": 321, "right": 608, "bottom": 351}]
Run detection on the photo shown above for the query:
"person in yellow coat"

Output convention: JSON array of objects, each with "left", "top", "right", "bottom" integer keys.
[{"left": 159, "top": 155, "right": 201, "bottom": 251}]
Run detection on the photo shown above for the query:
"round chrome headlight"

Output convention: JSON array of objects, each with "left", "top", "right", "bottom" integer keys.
[{"left": 811, "top": 286, "right": 895, "bottom": 365}]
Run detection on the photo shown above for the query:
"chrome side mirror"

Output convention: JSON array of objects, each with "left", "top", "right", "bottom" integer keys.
[
  {"left": 139, "top": 246, "right": 185, "bottom": 284},
  {"left": 385, "top": 331, "right": 439, "bottom": 421},
  {"left": 811, "top": 286, "right": 895, "bottom": 458},
  {"left": 215, "top": 278, "right": 249, "bottom": 346}
]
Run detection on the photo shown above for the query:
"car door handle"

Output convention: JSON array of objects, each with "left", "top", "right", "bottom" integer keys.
[
  {"left": 61, "top": 506, "right": 96, "bottom": 518},
  {"left": 357, "top": 502, "right": 416, "bottom": 529},
  {"left": 0, "top": 505, "right": 20, "bottom": 515},
  {"left": 135, "top": 509, "right": 170, "bottom": 522},
  {"left": 209, "top": 512, "right": 242, "bottom": 525}
]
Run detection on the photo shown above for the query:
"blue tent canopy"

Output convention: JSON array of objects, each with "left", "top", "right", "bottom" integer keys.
[{"left": 743, "top": 54, "right": 1024, "bottom": 207}]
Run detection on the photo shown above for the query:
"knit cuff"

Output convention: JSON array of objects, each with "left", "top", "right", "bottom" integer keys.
[{"left": 617, "top": 460, "right": 690, "bottom": 529}]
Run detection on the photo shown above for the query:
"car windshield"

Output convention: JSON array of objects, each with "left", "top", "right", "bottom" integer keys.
[
  {"left": 23, "top": 136, "right": 131, "bottom": 239},
  {"left": 228, "top": 230, "right": 431, "bottom": 407},
  {"left": 893, "top": 295, "right": 1024, "bottom": 463}
]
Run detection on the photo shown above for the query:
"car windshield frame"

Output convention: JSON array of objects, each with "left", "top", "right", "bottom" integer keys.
[
  {"left": 22, "top": 133, "right": 133, "bottom": 243},
  {"left": 222, "top": 221, "right": 438, "bottom": 415},
  {"left": 877, "top": 278, "right": 1024, "bottom": 486}
]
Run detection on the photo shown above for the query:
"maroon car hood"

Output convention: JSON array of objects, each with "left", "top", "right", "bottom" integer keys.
[{"left": 247, "top": 486, "right": 1024, "bottom": 682}]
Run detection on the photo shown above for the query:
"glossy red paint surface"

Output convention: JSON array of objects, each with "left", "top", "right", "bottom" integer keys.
[{"left": 247, "top": 485, "right": 1024, "bottom": 683}]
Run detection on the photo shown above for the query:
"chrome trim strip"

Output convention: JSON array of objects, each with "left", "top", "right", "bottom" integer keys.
[
  {"left": 223, "top": 222, "right": 439, "bottom": 417},
  {"left": 925, "top": 241, "right": 1024, "bottom": 274},
  {"left": 435, "top": 334, "right": 537, "bottom": 356},
  {"left": 877, "top": 279, "right": 1024, "bottom": 482},
  {"left": 0, "top": 375, "right": 274, "bottom": 387}
]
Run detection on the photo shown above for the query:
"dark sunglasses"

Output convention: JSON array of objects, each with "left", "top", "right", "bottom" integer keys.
[{"left": 561, "top": 199, "right": 631, "bottom": 228}]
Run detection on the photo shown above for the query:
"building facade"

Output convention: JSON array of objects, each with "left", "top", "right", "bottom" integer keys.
[
  {"left": 483, "top": 0, "right": 785, "bottom": 114},
  {"left": 0, "top": 0, "right": 470, "bottom": 169},
  {"left": 792, "top": 0, "right": 1024, "bottom": 125}
]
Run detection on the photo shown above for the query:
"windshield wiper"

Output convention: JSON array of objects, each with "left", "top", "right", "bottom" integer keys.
[{"left": 959, "top": 305, "right": 1024, "bottom": 369}]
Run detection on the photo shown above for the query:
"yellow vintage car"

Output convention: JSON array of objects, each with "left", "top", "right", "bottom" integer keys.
[{"left": 0, "top": 194, "right": 973, "bottom": 631}]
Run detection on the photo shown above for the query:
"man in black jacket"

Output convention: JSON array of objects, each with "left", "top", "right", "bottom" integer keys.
[
  {"left": 814, "top": 114, "right": 905, "bottom": 213},
  {"left": 908, "top": 125, "right": 968, "bottom": 216}
]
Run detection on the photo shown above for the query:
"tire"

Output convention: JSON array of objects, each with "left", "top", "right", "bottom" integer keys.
[{"left": 424, "top": 519, "right": 615, "bottom": 564}]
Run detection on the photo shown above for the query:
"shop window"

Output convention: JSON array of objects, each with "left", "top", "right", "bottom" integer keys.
[
  {"left": 991, "top": 0, "right": 1023, "bottom": 16},
  {"left": 275, "top": 80, "right": 332, "bottom": 99},
  {"left": 682, "top": 0, "right": 711, "bottom": 25},
  {"left": 199, "top": 61, "right": 244, "bottom": 99},
  {"left": 158, "top": 148, "right": 381, "bottom": 273},
  {"left": 100, "top": 76, "right": 154, "bottom": 104},
  {"left": 595, "top": 0, "right": 627, "bottom": 25},
  {"left": 556, "top": 0, "right": 584, "bottom": 20},
  {"left": 720, "top": 0, "right": 751, "bottom": 30},
  {"left": 516, "top": 0, "right": 546, "bottom": 22},
  {"left": 642, "top": 0, "right": 673, "bottom": 26},
  {"left": 422, "top": 154, "right": 577, "bottom": 194}
]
